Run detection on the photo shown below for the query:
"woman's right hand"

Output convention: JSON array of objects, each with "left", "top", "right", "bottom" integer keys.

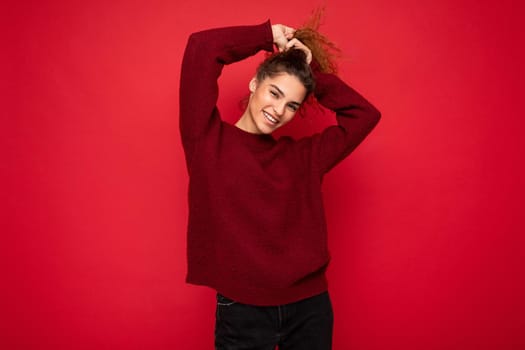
[{"left": 271, "top": 24, "right": 295, "bottom": 52}]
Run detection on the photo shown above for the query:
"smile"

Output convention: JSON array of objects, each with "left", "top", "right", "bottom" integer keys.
[{"left": 263, "top": 111, "right": 278, "bottom": 124}]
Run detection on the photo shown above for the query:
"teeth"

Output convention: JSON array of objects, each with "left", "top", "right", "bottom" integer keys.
[{"left": 263, "top": 111, "right": 278, "bottom": 124}]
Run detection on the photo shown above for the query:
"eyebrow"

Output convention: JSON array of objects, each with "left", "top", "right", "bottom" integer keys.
[{"left": 269, "top": 84, "right": 302, "bottom": 107}]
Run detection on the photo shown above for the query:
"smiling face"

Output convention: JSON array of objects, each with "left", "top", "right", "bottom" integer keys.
[{"left": 235, "top": 73, "right": 307, "bottom": 135}]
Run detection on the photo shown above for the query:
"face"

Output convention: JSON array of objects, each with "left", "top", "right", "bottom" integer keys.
[{"left": 236, "top": 73, "right": 307, "bottom": 135}]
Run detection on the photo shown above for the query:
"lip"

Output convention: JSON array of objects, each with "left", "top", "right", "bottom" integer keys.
[{"left": 263, "top": 110, "right": 279, "bottom": 124}]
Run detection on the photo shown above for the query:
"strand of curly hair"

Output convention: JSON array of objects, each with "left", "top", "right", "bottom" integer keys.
[{"left": 294, "top": 6, "right": 341, "bottom": 74}]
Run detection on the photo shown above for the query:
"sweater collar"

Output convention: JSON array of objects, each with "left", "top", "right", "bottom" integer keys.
[{"left": 224, "top": 122, "right": 276, "bottom": 146}]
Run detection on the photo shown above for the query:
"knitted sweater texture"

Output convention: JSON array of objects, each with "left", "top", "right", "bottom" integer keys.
[{"left": 179, "top": 20, "right": 380, "bottom": 306}]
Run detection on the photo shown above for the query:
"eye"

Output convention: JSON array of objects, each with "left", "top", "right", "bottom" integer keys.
[
  {"left": 287, "top": 103, "right": 299, "bottom": 112},
  {"left": 270, "top": 90, "right": 278, "bottom": 98}
]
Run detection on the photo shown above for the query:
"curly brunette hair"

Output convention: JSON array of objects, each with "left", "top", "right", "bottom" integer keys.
[
  {"left": 255, "top": 7, "right": 340, "bottom": 99},
  {"left": 240, "top": 8, "right": 339, "bottom": 111},
  {"left": 294, "top": 7, "right": 340, "bottom": 74}
]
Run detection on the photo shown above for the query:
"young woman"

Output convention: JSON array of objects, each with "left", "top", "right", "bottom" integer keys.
[{"left": 180, "top": 17, "right": 380, "bottom": 350}]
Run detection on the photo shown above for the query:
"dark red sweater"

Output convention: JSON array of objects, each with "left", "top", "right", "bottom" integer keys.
[{"left": 179, "top": 20, "right": 380, "bottom": 306}]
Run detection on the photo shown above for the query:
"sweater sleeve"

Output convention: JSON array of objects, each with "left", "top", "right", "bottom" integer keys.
[
  {"left": 311, "top": 64, "right": 381, "bottom": 175},
  {"left": 179, "top": 21, "right": 274, "bottom": 163}
]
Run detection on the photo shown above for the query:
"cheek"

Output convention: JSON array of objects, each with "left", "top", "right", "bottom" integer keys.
[
  {"left": 259, "top": 93, "right": 273, "bottom": 106},
  {"left": 249, "top": 91, "right": 267, "bottom": 109}
]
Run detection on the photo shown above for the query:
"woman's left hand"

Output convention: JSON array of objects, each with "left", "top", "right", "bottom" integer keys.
[{"left": 285, "top": 38, "right": 313, "bottom": 65}]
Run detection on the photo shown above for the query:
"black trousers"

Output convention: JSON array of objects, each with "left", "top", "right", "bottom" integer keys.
[{"left": 215, "top": 291, "right": 333, "bottom": 350}]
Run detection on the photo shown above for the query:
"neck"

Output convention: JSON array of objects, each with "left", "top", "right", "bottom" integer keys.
[{"left": 235, "top": 112, "right": 259, "bottom": 134}]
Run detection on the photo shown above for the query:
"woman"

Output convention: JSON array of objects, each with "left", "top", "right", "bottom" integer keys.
[{"left": 179, "top": 17, "right": 380, "bottom": 350}]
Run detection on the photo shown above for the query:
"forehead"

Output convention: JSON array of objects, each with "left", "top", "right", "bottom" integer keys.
[{"left": 260, "top": 73, "right": 307, "bottom": 101}]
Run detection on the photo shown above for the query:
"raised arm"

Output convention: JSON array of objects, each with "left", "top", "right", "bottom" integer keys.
[
  {"left": 312, "top": 64, "right": 381, "bottom": 174},
  {"left": 179, "top": 21, "right": 274, "bottom": 161},
  {"left": 280, "top": 38, "right": 380, "bottom": 174}
]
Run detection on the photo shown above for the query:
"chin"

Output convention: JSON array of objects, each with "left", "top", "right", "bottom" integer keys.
[{"left": 256, "top": 121, "right": 277, "bottom": 135}]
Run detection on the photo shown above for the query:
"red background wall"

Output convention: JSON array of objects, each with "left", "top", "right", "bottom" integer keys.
[{"left": 3, "top": 1, "right": 524, "bottom": 349}]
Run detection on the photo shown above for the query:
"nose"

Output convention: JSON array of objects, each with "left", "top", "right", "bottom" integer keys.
[{"left": 273, "top": 102, "right": 286, "bottom": 117}]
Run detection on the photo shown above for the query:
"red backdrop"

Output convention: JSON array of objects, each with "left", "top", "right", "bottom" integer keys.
[{"left": 3, "top": 0, "right": 525, "bottom": 349}]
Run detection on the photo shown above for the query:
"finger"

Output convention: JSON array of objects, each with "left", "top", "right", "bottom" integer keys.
[
  {"left": 282, "top": 26, "right": 295, "bottom": 38},
  {"left": 283, "top": 25, "right": 296, "bottom": 34},
  {"left": 285, "top": 38, "right": 302, "bottom": 50},
  {"left": 284, "top": 38, "right": 312, "bottom": 63}
]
